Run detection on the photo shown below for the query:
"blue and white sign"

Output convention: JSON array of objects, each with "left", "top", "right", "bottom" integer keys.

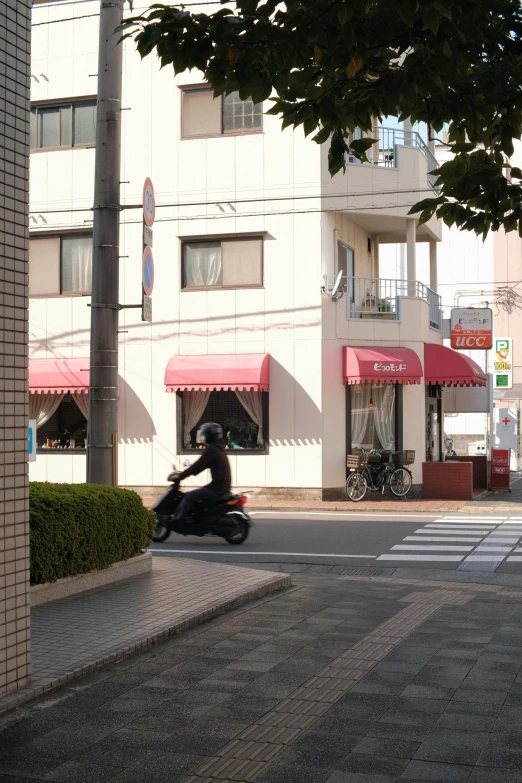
[
  {"left": 142, "top": 246, "right": 154, "bottom": 297},
  {"left": 28, "top": 419, "right": 36, "bottom": 462},
  {"left": 142, "top": 177, "right": 155, "bottom": 228}
]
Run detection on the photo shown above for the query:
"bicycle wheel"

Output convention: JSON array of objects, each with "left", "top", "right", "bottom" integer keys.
[
  {"left": 389, "top": 468, "right": 412, "bottom": 497},
  {"left": 345, "top": 471, "right": 367, "bottom": 502}
]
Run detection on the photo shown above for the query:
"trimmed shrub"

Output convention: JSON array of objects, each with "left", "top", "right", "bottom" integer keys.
[{"left": 30, "top": 483, "right": 156, "bottom": 585}]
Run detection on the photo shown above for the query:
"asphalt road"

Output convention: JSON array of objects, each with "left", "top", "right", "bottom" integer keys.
[{"left": 149, "top": 510, "right": 522, "bottom": 574}]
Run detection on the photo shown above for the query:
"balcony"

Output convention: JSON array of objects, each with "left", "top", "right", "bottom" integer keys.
[
  {"left": 323, "top": 275, "right": 442, "bottom": 331},
  {"left": 347, "top": 126, "right": 440, "bottom": 193},
  {"left": 322, "top": 125, "right": 442, "bottom": 244}
]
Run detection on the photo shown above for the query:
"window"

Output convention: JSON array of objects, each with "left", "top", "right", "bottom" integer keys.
[
  {"left": 337, "top": 241, "right": 354, "bottom": 278},
  {"left": 29, "top": 234, "right": 93, "bottom": 296},
  {"left": 35, "top": 396, "right": 87, "bottom": 452},
  {"left": 182, "top": 237, "right": 263, "bottom": 289},
  {"left": 181, "top": 87, "right": 262, "bottom": 138},
  {"left": 30, "top": 100, "right": 96, "bottom": 151},
  {"left": 179, "top": 390, "right": 268, "bottom": 452},
  {"left": 349, "top": 383, "right": 401, "bottom": 453}
]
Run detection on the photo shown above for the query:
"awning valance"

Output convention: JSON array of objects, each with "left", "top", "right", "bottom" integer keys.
[
  {"left": 424, "top": 344, "right": 487, "bottom": 387},
  {"left": 165, "top": 354, "right": 270, "bottom": 392},
  {"left": 343, "top": 346, "right": 422, "bottom": 385},
  {"left": 29, "top": 358, "right": 89, "bottom": 394}
]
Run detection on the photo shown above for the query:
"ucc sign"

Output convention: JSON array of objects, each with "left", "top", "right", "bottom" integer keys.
[{"left": 450, "top": 307, "right": 493, "bottom": 350}]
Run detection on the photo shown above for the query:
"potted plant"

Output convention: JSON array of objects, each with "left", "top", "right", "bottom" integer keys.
[{"left": 224, "top": 417, "right": 259, "bottom": 448}]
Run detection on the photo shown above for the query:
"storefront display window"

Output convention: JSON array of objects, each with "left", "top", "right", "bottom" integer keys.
[
  {"left": 34, "top": 394, "right": 88, "bottom": 451},
  {"left": 179, "top": 390, "right": 268, "bottom": 452},
  {"left": 350, "top": 383, "right": 398, "bottom": 452}
]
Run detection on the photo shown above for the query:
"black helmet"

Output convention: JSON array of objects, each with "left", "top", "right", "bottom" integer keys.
[{"left": 199, "top": 422, "right": 223, "bottom": 444}]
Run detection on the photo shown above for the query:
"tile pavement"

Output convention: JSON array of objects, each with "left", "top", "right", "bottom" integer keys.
[
  {"left": 3, "top": 573, "right": 522, "bottom": 781},
  {"left": 0, "top": 558, "right": 289, "bottom": 714}
]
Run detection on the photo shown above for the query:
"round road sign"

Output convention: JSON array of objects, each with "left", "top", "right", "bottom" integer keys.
[
  {"left": 142, "top": 177, "right": 155, "bottom": 227},
  {"left": 142, "top": 246, "right": 154, "bottom": 296}
]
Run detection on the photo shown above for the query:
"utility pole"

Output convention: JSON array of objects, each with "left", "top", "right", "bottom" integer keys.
[{"left": 87, "top": 0, "right": 124, "bottom": 485}]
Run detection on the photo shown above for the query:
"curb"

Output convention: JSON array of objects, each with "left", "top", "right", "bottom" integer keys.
[
  {"left": 0, "top": 571, "right": 291, "bottom": 715},
  {"left": 31, "top": 552, "right": 153, "bottom": 606}
]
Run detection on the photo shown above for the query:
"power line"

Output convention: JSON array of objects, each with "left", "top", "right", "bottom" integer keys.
[
  {"left": 32, "top": 13, "right": 100, "bottom": 26},
  {"left": 29, "top": 187, "right": 436, "bottom": 215},
  {"left": 31, "top": 0, "right": 232, "bottom": 26},
  {"left": 29, "top": 201, "right": 424, "bottom": 232}
]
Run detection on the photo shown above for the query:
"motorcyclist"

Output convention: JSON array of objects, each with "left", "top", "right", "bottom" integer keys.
[{"left": 170, "top": 422, "right": 232, "bottom": 523}]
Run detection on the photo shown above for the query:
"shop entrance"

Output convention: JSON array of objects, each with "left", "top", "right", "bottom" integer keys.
[{"left": 426, "top": 384, "right": 442, "bottom": 462}]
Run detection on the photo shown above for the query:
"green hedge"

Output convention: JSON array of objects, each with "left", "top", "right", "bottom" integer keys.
[{"left": 30, "top": 483, "right": 156, "bottom": 585}]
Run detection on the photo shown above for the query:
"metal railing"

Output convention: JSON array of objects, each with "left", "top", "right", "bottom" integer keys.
[
  {"left": 323, "top": 275, "right": 442, "bottom": 330},
  {"left": 346, "top": 126, "right": 440, "bottom": 191}
]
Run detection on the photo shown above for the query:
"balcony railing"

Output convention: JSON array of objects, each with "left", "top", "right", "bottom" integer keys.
[
  {"left": 347, "top": 126, "right": 440, "bottom": 192},
  {"left": 323, "top": 275, "right": 442, "bottom": 330}
]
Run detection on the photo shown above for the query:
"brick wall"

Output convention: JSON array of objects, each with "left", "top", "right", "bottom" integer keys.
[
  {"left": 446, "top": 456, "right": 488, "bottom": 491},
  {"left": 422, "top": 462, "right": 474, "bottom": 500},
  {"left": 0, "top": 0, "right": 31, "bottom": 695}
]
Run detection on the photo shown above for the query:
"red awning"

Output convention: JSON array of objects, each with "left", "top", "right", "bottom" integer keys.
[
  {"left": 165, "top": 354, "right": 270, "bottom": 392},
  {"left": 343, "top": 346, "right": 422, "bottom": 385},
  {"left": 424, "top": 344, "right": 487, "bottom": 387},
  {"left": 29, "top": 358, "right": 90, "bottom": 394}
]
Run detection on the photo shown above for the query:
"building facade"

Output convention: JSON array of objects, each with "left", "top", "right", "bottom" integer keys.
[
  {"left": 0, "top": 0, "right": 31, "bottom": 697},
  {"left": 28, "top": 1, "right": 488, "bottom": 499}
]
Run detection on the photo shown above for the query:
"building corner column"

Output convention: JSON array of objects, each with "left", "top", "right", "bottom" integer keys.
[
  {"left": 406, "top": 218, "right": 417, "bottom": 295},
  {"left": 429, "top": 239, "right": 438, "bottom": 291}
]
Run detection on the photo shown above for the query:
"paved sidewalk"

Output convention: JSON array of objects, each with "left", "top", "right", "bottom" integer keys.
[
  {"left": 0, "top": 559, "right": 289, "bottom": 716},
  {"left": 3, "top": 571, "right": 522, "bottom": 782},
  {"left": 140, "top": 478, "right": 522, "bottom": 515}
]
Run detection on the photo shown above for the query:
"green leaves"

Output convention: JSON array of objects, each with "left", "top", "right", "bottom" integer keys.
[{"left": 120, "top": 0, "right": 522, "bottom": 236}]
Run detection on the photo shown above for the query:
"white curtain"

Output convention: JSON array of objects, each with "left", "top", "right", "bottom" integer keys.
[
  {"left": 182, "top": 390, "right": 210, "bottom": 446},
  {"left": 373, "top": 384, "right": 396, "bottom": 450},
  {"left": 73, "top": 392, "right": 89, "bottom": 419},
  {"left": 61, "top": 236, "right": 93, "bottom": 293},
  {"left": 29, "top": 392, "right": 64, "bottom": 428},
  {"left": 235, "top": 389, "right": 264, "bottom": 445},
  {"left": 350, "top": 384, "right": 371, "bottom": 449},
  {"left": 184, "top": 242, "right": 222, "bottom": 287}
]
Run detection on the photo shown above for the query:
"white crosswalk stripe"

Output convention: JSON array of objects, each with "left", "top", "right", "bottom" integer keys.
[{"left": 377, "top": 515, "right": 522, "bottom": 567}]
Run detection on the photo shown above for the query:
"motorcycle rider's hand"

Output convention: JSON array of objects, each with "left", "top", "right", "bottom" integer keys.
[{"left": 167, "top": 471, "right": 181, "bottom": 482}]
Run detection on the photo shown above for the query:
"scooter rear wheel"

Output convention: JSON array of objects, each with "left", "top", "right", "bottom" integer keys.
[
  {"left": 224, "top": 515, "right": 250, "bottom": 545},
  {"left": 152, "top": 516, "right": 170, "bottom": 543}
]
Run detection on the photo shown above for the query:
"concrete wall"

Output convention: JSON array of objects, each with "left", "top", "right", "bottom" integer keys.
[{"left": 0, "top": 0, "right": 31, "bottom": 696}]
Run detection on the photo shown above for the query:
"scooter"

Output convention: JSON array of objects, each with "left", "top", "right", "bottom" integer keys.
[{"left": 151, "top": 473, "right": 252, "bottom": 545}]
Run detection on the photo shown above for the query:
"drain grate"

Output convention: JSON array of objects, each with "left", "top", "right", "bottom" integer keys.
[{"left": 340, "top": 567, "right": 386, "bottom": 577}]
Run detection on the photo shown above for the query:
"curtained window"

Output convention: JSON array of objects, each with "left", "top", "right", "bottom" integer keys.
[
  {"left": 34, "top": 394, "right": 88, "bottom": 451},
  {"left": 29, "top": 233, "right": 92, "bottom": 296},
  {"left": 182, "top": 237, "right": 263, "bottom": 290},
  {"left": 179, "top": 390, "right": 267, "bottom": 452},
  {"left": 61, "top": 236, "right": 93, "bottom": 294},
  {"left": 349, "top": 382, "right": 398, "bottom": 452},
  {"left": 181, "top": 86, "right": 262, "bottom": 138}
]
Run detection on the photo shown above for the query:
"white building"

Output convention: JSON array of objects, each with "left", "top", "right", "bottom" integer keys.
[{"left": 28, "top": 0, "right": 488, "bottom": 499}]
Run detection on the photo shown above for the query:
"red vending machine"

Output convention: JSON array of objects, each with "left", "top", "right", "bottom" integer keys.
[{"left": 490, "top": 449, "right": 511, "bottom": 492}]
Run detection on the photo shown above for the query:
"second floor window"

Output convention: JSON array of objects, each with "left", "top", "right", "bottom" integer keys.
[
  {"left": 29, "top": 234, "right": 92, "bottom": 297},
  {"left": 30, "top": 100, "right": 97, "bottom": 151},
  {"left": 182, "top": 237, "right": 263, "bottom": 289},
  {"left": 181, "top": 87, "right": 262, "bottom": 139}
]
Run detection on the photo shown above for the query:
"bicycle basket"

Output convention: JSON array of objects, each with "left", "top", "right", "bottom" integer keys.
[
  {"left": 392, "top": 450, "right": 415, "bottom": 467},
  {"left": 347, "top": 454, "right": 369, "bottom": 470}
]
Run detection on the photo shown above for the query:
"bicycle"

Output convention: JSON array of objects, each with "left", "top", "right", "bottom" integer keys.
[{"left": 345, "top": 450, "right": 415, "bottom": 502}]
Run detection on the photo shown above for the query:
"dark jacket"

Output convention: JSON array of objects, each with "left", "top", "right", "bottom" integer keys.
[{"left": 178, "top": 441, "right": 232, "bottom": 492}]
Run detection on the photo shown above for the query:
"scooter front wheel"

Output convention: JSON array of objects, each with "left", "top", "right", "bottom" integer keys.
[
  {"left": 224, "top": 514, "right": 250, "bottom": 545},
  {"left": 152, "top": 516, "right": 170, "bottom": 543}
]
